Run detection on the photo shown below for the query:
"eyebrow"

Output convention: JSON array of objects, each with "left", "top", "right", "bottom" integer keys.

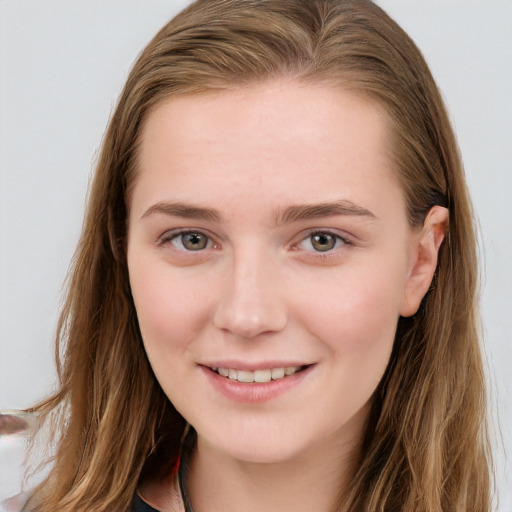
[
  {"left": 140, "top": 199, "right": 376, "bottom": 224},
  {"left": 140, "top": 201, "right": 223, "bottom": 222},
  {"left": 275, "top": 200, "right": 376, "bottom": 225}
]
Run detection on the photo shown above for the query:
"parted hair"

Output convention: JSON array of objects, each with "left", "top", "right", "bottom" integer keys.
[{"left": 26, "top": 1, "right": 491, "bottom": 511}]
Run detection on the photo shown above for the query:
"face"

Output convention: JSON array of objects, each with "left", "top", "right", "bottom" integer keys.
[{"left": 127, "top": 81, "right": 426, "bottom": 465}]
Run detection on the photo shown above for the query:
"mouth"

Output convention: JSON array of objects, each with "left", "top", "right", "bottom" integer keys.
[{"left": 207, "top": 365, "right": 310, "bottom": 383}]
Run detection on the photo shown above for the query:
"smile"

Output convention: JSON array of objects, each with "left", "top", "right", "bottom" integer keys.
[{"left": 209, "top": 366, "right": 307, "bottom": 383}]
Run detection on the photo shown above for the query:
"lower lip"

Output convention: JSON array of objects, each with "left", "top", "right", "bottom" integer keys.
[{"left": 201, "top": 365, "right": 314, "bottom": 403}]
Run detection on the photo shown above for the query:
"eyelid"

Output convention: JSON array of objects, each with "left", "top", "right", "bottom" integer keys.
[
  {"left": 292, "top": 229, "right": 354, "bottom": 253},
  {"left": 155, "top": 227, "right": 354, "bottom": 255},
  {"left": 157, "top": 228, "right": 218, "bottom": 250}
]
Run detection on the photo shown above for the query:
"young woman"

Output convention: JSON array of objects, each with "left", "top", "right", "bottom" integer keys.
[{"left": 18, "top": 0, "right": 492, "bottom": 510}]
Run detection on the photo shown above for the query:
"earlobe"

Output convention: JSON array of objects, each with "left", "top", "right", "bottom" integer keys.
[{"left": 399, "top": 206, "right": 449, "bottom": 317}]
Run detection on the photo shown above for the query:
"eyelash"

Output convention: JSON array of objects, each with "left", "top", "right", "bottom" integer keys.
[
  {"left": 293, "top": 230, "right": 352, "bottom": 255},
  {"left": 158, "top": 228, "right": 352, "bottom": 255},
  {"left": 158, "top": 229, "right": 218, "bottom": 251}
]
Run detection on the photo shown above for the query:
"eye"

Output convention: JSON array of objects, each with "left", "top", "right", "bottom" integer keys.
[
  {"left": 162, "top": 230, "right": 212, "bottom": 251},
  {"left": 298, "top": 231, "right": 346, "bottom": 252}
]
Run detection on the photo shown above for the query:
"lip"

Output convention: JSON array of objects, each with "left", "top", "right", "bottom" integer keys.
[{"left": 200, "top": 363, "right": 315, "bottom": 403}]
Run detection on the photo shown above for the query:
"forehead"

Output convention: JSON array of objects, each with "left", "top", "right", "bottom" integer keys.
[{"left": 132, "top": 80, "right": 403, "bottom": 220}]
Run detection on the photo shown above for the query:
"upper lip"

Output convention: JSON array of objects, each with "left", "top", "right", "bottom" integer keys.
[{"left": 199, "top": 360, "right": 314, "bottom": 371}]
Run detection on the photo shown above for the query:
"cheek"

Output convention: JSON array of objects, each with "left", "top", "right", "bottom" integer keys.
[
  {"left": 310, "top": 282, "right": 400, "bottom": 412},
  {"left": 299, "top": 263, "right": 406, "bottom": 359},
  {"left": 316, "top": 289, "right": 398, "bottom": 353},
  {"left": 128, "top": 261, "right": 211, "bottom": 353}
]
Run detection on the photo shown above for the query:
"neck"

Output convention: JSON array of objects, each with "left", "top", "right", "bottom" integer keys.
[{"left": 187, "top": 428, "right": 362, "bottom": 512}]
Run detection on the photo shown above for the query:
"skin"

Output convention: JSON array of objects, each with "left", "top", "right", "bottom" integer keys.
[{"left": 127, "top": 80, "right": 447, "bottom": 512}]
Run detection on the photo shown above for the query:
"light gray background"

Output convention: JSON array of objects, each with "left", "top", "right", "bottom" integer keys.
[{"left": 0, "top": 1, "right": 510, "bottom": 509}]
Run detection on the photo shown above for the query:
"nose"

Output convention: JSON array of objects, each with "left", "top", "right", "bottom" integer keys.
[{"left": 212, "top": 249, "right": 288, "bottom": 339}]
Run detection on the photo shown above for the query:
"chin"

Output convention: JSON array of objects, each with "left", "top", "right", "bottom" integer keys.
[
  {"left": 218, "top": 440, "right": 306, "bottom": 465},
  {"left": 195, "top": 420, "right": 330, "bottom": 466}
]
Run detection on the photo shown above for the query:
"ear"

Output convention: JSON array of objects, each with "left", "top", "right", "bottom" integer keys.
[{"left": 400, "top": 206, "right": 449, "bottom": 317}]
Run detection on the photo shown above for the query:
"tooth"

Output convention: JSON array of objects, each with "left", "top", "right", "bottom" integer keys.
[
  {"left": 254, "top": 369, "right": 272, "bottom": 383},
  {"left": 217, "top": 366, "right": 301, "bottom": 382},
  {"left": 237, "top": 370, "right": 255, "bottom": 383},
  {"left": 271, "top": 367, "right": 285, "bottom": 380}
]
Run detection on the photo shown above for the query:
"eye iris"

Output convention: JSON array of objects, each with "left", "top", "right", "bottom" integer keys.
[
  {"left": 311, "top": 233, "right": 336, "bottom": 252},
  {"left": 182, "top": 232, "right": 207, "bottom": 250}
]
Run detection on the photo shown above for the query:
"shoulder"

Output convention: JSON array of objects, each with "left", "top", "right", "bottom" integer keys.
[
  {"left": 131, "top": 492, "right": 161, "bottom": 512},
  {"left": 136, "top": 472, "right": 185, "bottom": 512},
  {"left": 1, "top": 492, "right": 30, "bottom": 512}
]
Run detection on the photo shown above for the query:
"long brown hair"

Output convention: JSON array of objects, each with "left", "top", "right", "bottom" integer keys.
[{"left": 25, "top": 1, "right": 491, "bottom": 510}]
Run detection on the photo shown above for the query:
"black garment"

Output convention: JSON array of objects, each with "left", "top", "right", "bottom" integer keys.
[{"left": 132, "top": 493, "right": 160, "bottom": 512}]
